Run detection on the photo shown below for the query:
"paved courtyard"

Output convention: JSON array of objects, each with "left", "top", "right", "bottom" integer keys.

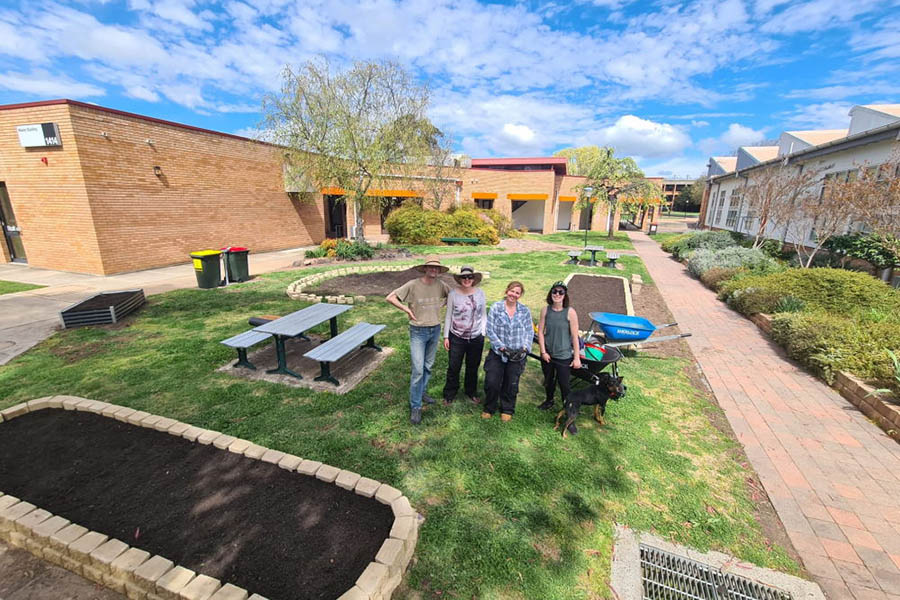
[{"left": 631, "top": 231, "right": 900, "bottom": 600}]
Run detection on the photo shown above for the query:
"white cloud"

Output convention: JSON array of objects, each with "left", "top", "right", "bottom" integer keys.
[
  {"left": 760, "top": 0, "right": 883, "bottom": 34},
  {"left": 590, "top": 115, "right": 691, "bottom": 158},
  {"left": 501, "top": 123, "right": 536, "bottom": 145},
  {"left": 780, "top": 102, "right": 853, "bottom": 129},
  {"left": 0, "top": 70, "right": 105, "bottom": 98},
  {"left": 721, "top": 123, "right": 766, "bottom": 149}
]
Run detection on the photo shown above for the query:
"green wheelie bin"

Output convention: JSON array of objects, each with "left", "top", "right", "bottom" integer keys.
[
  {"left": 221, "top": 246, "right": 250, "bottom": 283},
  {"left": 190, "top": 250, "right": 222, "bottom": 289}
]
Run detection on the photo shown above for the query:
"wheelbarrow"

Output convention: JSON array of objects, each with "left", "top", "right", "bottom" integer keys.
[
  {"left": 586, "top": 312, "right": 691, "bottom": 348},
  {"left": 528, "top": 334, "right": 624, "bottom": 384}
]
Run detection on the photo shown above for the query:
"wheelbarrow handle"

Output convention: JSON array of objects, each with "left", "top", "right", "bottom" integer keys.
[{"left": 655, "top": 322, "right": 678, "bottom": 330}]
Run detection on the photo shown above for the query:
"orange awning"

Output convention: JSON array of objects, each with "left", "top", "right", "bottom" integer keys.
[{"left": 508, "top": 193, "right": 548, "bottom": 201}]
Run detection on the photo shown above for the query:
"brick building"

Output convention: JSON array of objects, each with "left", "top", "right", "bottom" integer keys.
[{"left": 1, "top": 99, "right": 625, "bottom": 275}]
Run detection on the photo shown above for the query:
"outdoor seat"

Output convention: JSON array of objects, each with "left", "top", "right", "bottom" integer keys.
[
  {"left": 440, "top": 237, "right": 479, "bottom": 245},
  {"left": 221, "top": 330, "right": 273, "bottom": 370},
  {"left": 303, "top": 322, "right": 385, "bottom": 385},
  {"left": 566, "top": 250, "right": 581, "bottom": 264},
  {"left": 606, "top": 252, "right": 620, "bottom": 267}
]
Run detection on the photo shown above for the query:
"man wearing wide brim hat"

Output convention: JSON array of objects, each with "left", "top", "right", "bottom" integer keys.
[{"left": 386, "top": 258, "right": 451, "bottom": 425}]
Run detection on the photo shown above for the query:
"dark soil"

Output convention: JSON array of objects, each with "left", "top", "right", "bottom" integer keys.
[
  {"left": 565, "top": 275, "right": 629, "bottom": 331},
  {"left": 0, "top": 410, "right": 393, "bottom": 600},
  {"left": 313, "top": 267, "right": 456, "bottom": 297},
  {"left": 63, "top": 291, "right": 141, "bottom": 312}
]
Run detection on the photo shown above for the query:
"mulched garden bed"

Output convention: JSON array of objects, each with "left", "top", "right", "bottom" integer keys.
[
  {"left": 565, "top": 274, "right": 628, "bottom": 331},
  {"left": 0, "top": 409, "right": 393, "bottom": 600},
  {"left": 312, "top": 267, "right": 456, "bottom": 297}
]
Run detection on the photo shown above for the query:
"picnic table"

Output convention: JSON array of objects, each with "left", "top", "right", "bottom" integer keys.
[
  {"left": 253, "top": 303, "right": 351, "bottom": 378},
  {"left": 583, "top": 245, "right": 605, "bottom": 267}
]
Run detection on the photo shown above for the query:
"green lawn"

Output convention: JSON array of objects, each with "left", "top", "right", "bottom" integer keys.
[
  {"left": 0, "top": 280, "right": 44, "bottom": 295},
  {"left": 0, "top": 252, "right": 798, "bottom": 598},
  {"left": 527, "top": 232, "right": 634, "bottom": 250}
]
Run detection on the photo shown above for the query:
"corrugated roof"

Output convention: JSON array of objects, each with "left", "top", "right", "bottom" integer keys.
[
  {"left": 743, "top": 146, "right": 779, "bottom": 161},
  {"left": 785, "top": 129, "right": 848, "bottom": 145},
  {"left": 712, "top": 156, "right": 737, "bottom": 172},
  {"left": 861, "top": 104, "right": 900, "bottom": 117}
]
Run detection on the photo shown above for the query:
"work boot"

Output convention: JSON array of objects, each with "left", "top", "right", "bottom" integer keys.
[
  {"left": 410, "top": 408, "right": 422, "bottom": 425},
  {"left": 537, "top": 399, "right": 554, "bottom": 411},
  {"left": 481, "top": 412, "right": 492, "bottom": 419},
  {"left": 500, "top": 413, "right": 512, "bottom": 422}
]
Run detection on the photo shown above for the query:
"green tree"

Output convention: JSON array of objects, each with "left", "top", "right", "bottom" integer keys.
[
  {"left": 675, "top": 177, "right": 705, "bottom": 212},
  {"left": 554, "top": 146, "right": 661, "bottom": 238},
  {"left": 262, "top": 58, "right": 456, "bottom": 240}
]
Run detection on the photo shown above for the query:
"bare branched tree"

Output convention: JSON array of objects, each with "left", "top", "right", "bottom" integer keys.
[
  {"left": 262, "top": 57, "right": 454, "bottom": 240},
  {"left": 742, "top": 163, "right": 825, "bottom": 249}
]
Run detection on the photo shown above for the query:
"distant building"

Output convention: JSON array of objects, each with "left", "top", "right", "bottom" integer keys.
[
  {"left": 0, "top": 99, "right": 652, "bottom": 274},
  {"left": 699, "top": 104, "right": 900, "bottom": 250}
]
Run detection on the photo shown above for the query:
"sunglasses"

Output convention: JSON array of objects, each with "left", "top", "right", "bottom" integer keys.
[
  {"left": 459, "top": 275, "right": 474, "bottom": 280},
  {"left": 551, "top": 289, "right": 566, "bottom": 295}
]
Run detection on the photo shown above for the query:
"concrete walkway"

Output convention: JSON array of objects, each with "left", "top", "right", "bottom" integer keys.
[
  {"left": 0, "top": 247, "right": 310, "bottom": 365},
  {"left": 629, "top": 231, "right": 900, "bottom": 599}
]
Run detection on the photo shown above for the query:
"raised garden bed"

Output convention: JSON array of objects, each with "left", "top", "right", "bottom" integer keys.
[
  {"left": 60, "top": 290, "right": 145, "bottom": 328},
  {"left": 0, "top": 398, "right": 419, "bottom": 600},
  {"left": 564, "top": 274, "right": 631, "bottom": 331}
]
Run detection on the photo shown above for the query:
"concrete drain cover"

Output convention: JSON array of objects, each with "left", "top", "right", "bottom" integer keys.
[
  {"left": 640, "top": 543, "right": 792, "bottom": 600},
  {"left": 610, "top": 525, "right": 824, "bottom": 600}
]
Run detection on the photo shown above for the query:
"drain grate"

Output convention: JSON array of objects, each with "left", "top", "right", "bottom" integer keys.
[{"left": 640, "top": 544, "right": 793, "bottom": 600}]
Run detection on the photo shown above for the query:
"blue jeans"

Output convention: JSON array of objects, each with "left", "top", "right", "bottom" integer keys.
[{"left": 409, "top": 324, "right": 441, "bottom": 409}]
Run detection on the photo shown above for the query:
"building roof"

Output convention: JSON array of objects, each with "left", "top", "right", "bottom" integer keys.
[
  {"left": 0, "top": 99, "right": 269, "bottom": 145},
  {"left": 785, "top": 129, "right": 848, "bottom": 145},
  {"left": 861, "top": 104, "right": 900, "bottom": 118},
  {"left": 711, "top": 156, "right": 737, "bottom": 172},
  {"left": 742, "top": 146, "right": 779, "bottom": 162},
  {"left": 471, "top": 156, "right": 568, "bottom": 175}
]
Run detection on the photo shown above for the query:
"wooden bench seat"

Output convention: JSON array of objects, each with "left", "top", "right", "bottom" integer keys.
[
  {"left": 303, "top": 322, "right": 385, "bottom": 385},
  {"left": 221, "top": 330, "right": 272, "bottom": 370},
  {"left": 440, "top": 237, "right": 479, "bottom": 245},
  {"left": 566, "top": 250, "right": 581, "bottom": 264}
]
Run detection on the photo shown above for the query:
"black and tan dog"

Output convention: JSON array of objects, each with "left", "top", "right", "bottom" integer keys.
[{"left": 554, "top": 372, "right": 626, "bottom": 437}]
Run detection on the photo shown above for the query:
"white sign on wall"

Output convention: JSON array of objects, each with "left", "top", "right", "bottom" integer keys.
[{"left": 16, "top": 123, "right": 62, "bottom": 148}]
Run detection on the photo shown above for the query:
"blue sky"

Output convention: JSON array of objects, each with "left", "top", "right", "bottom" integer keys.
[{"left": 1, "top": 0, "right": 898, "bottom": 179}]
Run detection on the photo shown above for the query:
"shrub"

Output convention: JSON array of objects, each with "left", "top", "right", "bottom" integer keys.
[
  {"left": 304, "top": 247, "right": 326, "bottom": 258},
  {"left": 773, "top": 295, "right": 805, "bottom": 313},
  {"left": 669, "top": 231, "right": 739, "bottom": 259},
  {"left": 770, "top": 311, "right": 900, "bottom": 392},
  {"left": 719, "top": 268, "right": 900, "bottom": 317},
  {"left": 660, "top": 233, "right": 694, "bottom": 254},
  {"left": 383, "top": 204, "right": 453, "bottom": 245},
  {"left": 454, "top": 205, "right": 519, "bottom": 239},
  {"left": 687, "top": 246, "right": 779, "bottom": 278},
  {"left": 384, "top": 204, "right": 501, "bottom": 245},
  {"left": 334, "top": 240, "right": 373, "bottom": 260},
  {"left": 700, "top": 267, "right": 741, "bottom": 291}
]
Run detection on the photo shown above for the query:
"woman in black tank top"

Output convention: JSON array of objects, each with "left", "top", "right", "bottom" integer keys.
[{"left": 537, "top": 281, "right": 582, "bottom": 413}]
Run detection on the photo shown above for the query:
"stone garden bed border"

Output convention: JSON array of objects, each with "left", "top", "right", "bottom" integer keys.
[
  {"left": 750, "top": 313, "right": 900, "bottom": 444},
  {"left": 286, "top": 263, "right": 490, "bottom": 303},
  {"left": 0, "top": 396, "right": 420, "bottom": 600}
]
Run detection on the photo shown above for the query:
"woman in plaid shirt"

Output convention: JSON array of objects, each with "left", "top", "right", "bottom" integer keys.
[{"left": 482, "top": 281, "right": 533, "bottom": 421}]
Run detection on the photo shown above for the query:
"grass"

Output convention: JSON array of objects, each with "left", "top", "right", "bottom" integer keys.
[
  {"left": 527, "top": 232, "right": 634, "bottom": 250},
  {"left": 0, "top": 280, "right": 44, "bottom": 295},
  {"left": 0, "top": 252, "right": 798, "bottom": 598}
]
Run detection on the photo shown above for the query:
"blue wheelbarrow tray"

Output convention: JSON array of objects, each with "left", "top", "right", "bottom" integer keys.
[{"left": 589, "top": 312, "right": 658, "bottom": 342}]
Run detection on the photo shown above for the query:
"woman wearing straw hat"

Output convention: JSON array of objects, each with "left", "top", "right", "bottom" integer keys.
[
  {"left": 386, "top": 258, "right": 451, "bottom": 425},
  {"left": 442, "top": 266, "right": 486, "bottom": 405}
]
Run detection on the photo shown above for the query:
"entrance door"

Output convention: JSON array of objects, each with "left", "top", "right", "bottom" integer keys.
[
  {"left": 0, "top": 183, "right": 26, "bottom": 263},
  {"left": 325, "top": 195, "right": 347, "bottom": 239}
]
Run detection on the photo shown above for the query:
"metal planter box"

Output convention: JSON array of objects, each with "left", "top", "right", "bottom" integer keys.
[{"left": 60, "top": 289, "right": 145, "bottom": 328}]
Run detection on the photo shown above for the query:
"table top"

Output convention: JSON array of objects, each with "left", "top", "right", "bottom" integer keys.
[
  {"left": 583, "top": 245, "right": 605, "bottom": 252},
  {"left": 254, "top": 303, "right": 351, "bottom": 337}
]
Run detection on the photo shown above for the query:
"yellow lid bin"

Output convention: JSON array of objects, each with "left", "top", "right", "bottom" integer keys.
[{"left": 189, "top": 250, "right": 222, "bottom": 289}]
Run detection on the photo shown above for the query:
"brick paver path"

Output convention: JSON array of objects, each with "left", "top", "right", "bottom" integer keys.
[{"left": 630, "top": 232, "right": 900, "bottom": 600}]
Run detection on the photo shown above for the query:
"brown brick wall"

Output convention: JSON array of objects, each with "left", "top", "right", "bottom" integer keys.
[
  {"left": 68, "top": 104, "right": 325, "bottom": 274},
  {"left": 0, "top": 105, "right": 105, "bottom": 273}
]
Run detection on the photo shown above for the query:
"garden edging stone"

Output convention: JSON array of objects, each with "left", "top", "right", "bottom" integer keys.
[{"left": 0, "top": 395, "right": 422, "bottom": 600}]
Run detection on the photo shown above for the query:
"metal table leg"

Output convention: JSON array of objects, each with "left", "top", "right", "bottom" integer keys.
[
  {"left": 266, "top": 335, "right": 302, "bottom": 378},
  {"left": 589, "top": 250, "right": 597, "bottom": 267},
  {"left": 329, "top": 316, "right": 339, "bottom": 339},
  {"left": 234, "top": 348, "right": 256, "bottom": 370}
]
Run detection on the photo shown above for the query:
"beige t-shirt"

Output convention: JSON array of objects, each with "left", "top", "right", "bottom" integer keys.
[{"left": 392, "top": 278, "right": 450, "bottom": 327}]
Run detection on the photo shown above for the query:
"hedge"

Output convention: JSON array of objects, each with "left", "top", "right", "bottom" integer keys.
[
  {"left": 687, "top": 246, "right": 780, "bottom": 278},
  {"left": 718, "top": 268, "right": 900, "bottom": 318},
  {"left": 383, "top": 204, "right": 500, "bottom": 245},
  {"left": 665, "top": 231, "right": 740, "bottom": 259}
]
